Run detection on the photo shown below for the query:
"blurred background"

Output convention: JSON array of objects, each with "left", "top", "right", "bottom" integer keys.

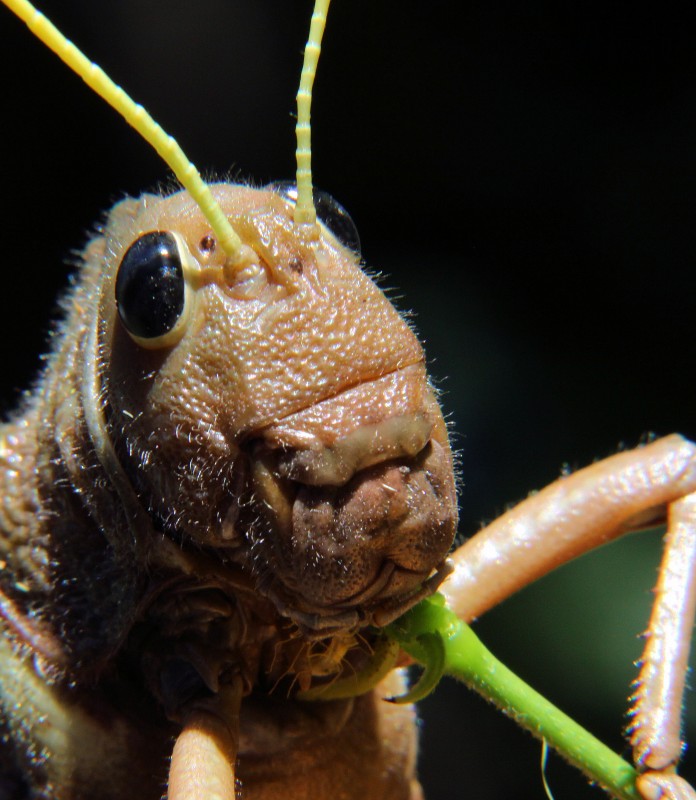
[{"left": 1, "top": 1, "right": 695, "bottom": 797}]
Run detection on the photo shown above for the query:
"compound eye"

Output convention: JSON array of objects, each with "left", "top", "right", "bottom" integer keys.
[
  {"left": 115, "top": 231, "right": 192, "bottom": 349},
  {"left": 268, "top": 181, "right": 361, "bottom": 255}
]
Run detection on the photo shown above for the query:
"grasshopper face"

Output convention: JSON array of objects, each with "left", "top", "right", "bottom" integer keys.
[{"left": 99, "top": 184, "right": 457, "bottom": 634}]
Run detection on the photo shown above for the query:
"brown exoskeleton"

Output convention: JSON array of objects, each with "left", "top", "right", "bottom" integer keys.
[{"left": 1, "top": 1, "right": 696, "bottom": 800}]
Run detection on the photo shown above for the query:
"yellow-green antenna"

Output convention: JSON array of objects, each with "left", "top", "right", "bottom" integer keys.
[
  {"left": 1, "top": 0, "right": 246, "bottom": 265},
  {"left": 294, "top": 0, "right": 332, "bottom": 236}
]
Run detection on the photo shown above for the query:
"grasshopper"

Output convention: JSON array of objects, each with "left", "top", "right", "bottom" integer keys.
[{"left": 1, "top": 1, "right": 696, "bottom": 800}]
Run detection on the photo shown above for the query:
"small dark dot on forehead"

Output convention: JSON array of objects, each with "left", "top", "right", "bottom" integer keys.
[
  {"left": 289, "top": 258, "right": 303, "bottom": 274},
  {"left": 199, "top": 234, "right": 216, "bottom": 253}
]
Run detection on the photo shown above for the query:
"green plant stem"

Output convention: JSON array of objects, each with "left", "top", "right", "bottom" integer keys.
[{"left": 386, "top": 596, "right": 640, "bottom": 800}]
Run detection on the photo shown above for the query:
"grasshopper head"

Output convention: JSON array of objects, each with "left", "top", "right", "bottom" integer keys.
[{"left": 100, "top": 184, "right": 457, "bottom": 634}]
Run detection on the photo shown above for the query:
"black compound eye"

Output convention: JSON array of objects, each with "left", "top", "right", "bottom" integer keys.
[
  {"left": 115, "top": 231, "right": 188, "bottom": 345},
  {"left": 268, "top": 181, "right": 361, "bottom": 255}
]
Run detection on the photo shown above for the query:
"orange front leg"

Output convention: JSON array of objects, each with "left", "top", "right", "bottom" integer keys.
[{"left": 442, "top": 435, "right": 696, "bottom": 799}]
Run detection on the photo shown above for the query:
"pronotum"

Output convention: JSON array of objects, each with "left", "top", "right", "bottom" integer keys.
[{"left": 0, "top": 3, "right": 695, "bottom": 799}]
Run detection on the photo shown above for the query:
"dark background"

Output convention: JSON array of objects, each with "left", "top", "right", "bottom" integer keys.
[{"left": 1, "top": 2, "right": 695, "bottom": 798}]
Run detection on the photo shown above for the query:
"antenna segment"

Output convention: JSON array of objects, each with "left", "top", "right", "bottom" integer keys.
[
  {"left": 1, "top": 0, "right": 246, "bottom": 265},
  {"left": 294, "top": 0, "right": 332, "bottom": 235}
]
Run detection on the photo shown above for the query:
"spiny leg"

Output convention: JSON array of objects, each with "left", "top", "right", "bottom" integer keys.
[
  {"left": 441, "top": 435, "right": 696, "bottom": 799},
  {"left": 631, "top": 493, "right": 696, "bottom": 800}
]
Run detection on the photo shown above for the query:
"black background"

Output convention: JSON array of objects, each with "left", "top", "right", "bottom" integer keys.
[{"left": 1, "top": 2, "right": 695, "bottom": 798}]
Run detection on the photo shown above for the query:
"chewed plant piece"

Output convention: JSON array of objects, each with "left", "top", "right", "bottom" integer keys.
[
  {"left": 0, "top": 2, "right": 695, "bottom": 800},
  {"left": 385, "top": 595, "right": 641, "bottom": 800}
]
